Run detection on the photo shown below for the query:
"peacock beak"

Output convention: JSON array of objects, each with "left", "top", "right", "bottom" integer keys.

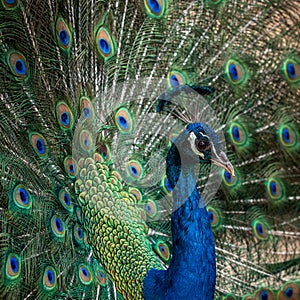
[{"left": 211, "top": 151, "right": 235, "bottom": 177}]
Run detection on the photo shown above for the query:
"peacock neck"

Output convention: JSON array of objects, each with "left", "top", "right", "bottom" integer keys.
[
  {"left": 143, "top": 142, "right": 216, "bottom": 299},
  {"left": 165, "top": 143, "right": 216, "bottom": 299}
]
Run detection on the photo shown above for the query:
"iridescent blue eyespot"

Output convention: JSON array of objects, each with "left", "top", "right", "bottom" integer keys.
[
  {"left": 56, "top": 102, "right": 74, "bottom": 130},
  {"left": 36, "top": 138, "right": 45, "bottom": 154},
  {"left": 74, "top": 224, "right": 84, "bottom": 244},
  {"left": 12, "top": 184, "right": 32, "bottom": 209},
  {"left": 115, "top": 108, "right": 133, "bottom": 133},
  {"left": 144, "top": 0, "right": 166, "bottom": 18},
  {"left": 95, "top": 27, "right": 116, "bottom": 60},
  {"left": 252, "top": 220, "right": 268, "bottom": 240},
  {"left": 282, "top": 58, "right": 300, "bottom": 84},
  {"left": 278, "top": 125, "right": 297, "bottom": 148},
  {"left": 2, "top": 0, "right": 19, "bottom": 9},
  {"left": 145, "top": 200, "right": 157, "bottom": 217},
  {"left": 10, "top": 257, "right": 18, "bottom": 272},
  {"left": 14, "top": 59, "right": 26, "bottom": 75},
  {"left": 83, "top": 107, "right": 91, "bottom": 118},
  {"left": 285, "top": 287, "right": 293, "bottom": 297},
  {"left": 82, "top": 267, "right": 88, "bottom": 276},
  {"left": 278, "top": 282, "right": 299, "bottom": 300},
  {"left": 255, "top": 288, "right": 275, "bottom": 300},
  {"left": 146, "top": 204, "right": 151, "bottom": 213},
  {"left": 228, "top": 122, "right": 247, "bottom": 146},
  {"left": 283, "top": 128, "right": 290, "bottom": 142},
  {"left": 260, "top": 291, "right": 268, "bottom": 300},
  {"left": 20, "top": 188, "right": 28, "bottom": 204},
  {"left": 64, "top": 193, "right": 70, "bottom": 206},
  {"left": 64, "top": 156, "right": 77, "bottom": 178},
  {"left": 287, "top": 63, "right": 296, "bottom": 79},
  {"left": 80, "top": 97, "right": 95, "bottom": 122},
  {"left": 99, "top": 39, "right": 110, "bottom": 54},
  {"left": 167, "top": 71, "right": 186, "bottom": 89},
  {"left": 56, "top": 17, "right": 72, "bottom": 51},
  {"left": 229, "top": 64, "right": 238, "bottom": 81},
  {"left": 51, "top": 215, "right": 66, "bottom": 237},
  {"left": 58, "top": 189, "right": 73, "bottom": 212},
  {"left": 77, "top": 227, "right": 83, "bottom": 239},
  {"left": 59, "top": 30, "right": 69, "bottom": 46},
  {"left": 47, "top": 270, "right": 54, "bottom": 284},
  {"left": 161, "top": 175, "right": 173, "bottom": 194},
  {"left": 232, "top": 126, "right": 240, "bottom": 142},
  {"left": 224, "top": 170, "right": 232, "bottom": 183},
  {"left": 19, "top": 189, "right": 28, "bottom": 206},
  {"left": 170, "top": 75, "right": 179, "bottom": 88},
  {"left": 232, "top": 126, "right": 241, "bottom": 143},
  {"left": 6, "top": 253, "right": 21, "bottom": 280},
  {"left": 154, "top": 240, "right": 170, "bottom": 262},
  {"left": 79, "top": 130, "right": 93, "bottom": 152},
  {"left": 29, "top": 133, "right": 48, "bottom": 158},
  {"left": 8, "top": 51, "right": 29, "bottom": 79},
  {"left": 207, "top": 206, "right": 222, "bottom": 230},
  {"left": 148, "top": 0, "right": 160, "bottom": 13},
  {"left": 77, "top": 226, "right": 83, "bottom": 239},
  {"left": 126, "top": 160, "right": 143, "bottom": 180},
  {"left": 60, "top": 112, "right": 70, "bottom": 126},
  {"left": 222, "top": 169, "right": 237, "bottom": 187},
  {"left": 55, "top": 218, "right": 63, "bottom": 232},
  {"left": 118, "top": 116, "right": 128, "bottom": 129},
  {"left": 226, "top": 59, "right": 247, "bottom": 85},
  {"left": 165, "top": 177, "right": 172, "bottom": 193},
  {"left": 129, "top": 166, "right": 137, "bottom": 176},
  {"left": 43, "top": 266, "right": 57, "bottom": 290},
  {"left": 257, "top": 224, "right": 264, "bottom": 235},
  {"left": 266, "top": 177, "right": 284, "bottom": 202},
  {"left": 97, "top": 268, "right": 107, "bottom": 286},
  {"left": 79, "top": 264, "right": 93, "bottom": 285},
  {"left": 270, "top": 181, "right": 276, "bottom": 196}
]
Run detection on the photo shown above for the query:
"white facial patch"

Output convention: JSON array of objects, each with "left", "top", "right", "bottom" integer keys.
[{"left": 188, "top": 132, "right": 205, "bottom": 158}]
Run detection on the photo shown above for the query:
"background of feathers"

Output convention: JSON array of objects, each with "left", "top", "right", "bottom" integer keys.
[{"left": 0, "top": 0, "right": 299, "bottom": 299}]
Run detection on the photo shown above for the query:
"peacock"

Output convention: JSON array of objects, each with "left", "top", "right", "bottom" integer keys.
[{"left": 0, "top": 0, "right": 299, "bottom": 299}]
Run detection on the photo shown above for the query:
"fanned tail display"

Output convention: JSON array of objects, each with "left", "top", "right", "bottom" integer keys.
[{"left": 0, "top": 0, "right": 299, "bottom": 299}]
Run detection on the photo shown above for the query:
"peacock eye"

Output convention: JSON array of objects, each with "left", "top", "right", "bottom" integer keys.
[{"left": 195, "top": 139, "right": 211, "bottom": 151}]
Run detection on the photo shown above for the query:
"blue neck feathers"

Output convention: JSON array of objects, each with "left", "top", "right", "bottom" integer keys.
[{"left": 143, "top": 138, "right": 216, "bottom": 300}]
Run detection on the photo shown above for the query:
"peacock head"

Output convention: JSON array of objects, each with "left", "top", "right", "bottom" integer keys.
[{"left": 174, "top": 122, "right": 234, "bottom": 176}]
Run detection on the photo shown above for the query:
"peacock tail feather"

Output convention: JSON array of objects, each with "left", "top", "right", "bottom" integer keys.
[{"left": 0, "top": 0, "right": 299, "bottom": 299}]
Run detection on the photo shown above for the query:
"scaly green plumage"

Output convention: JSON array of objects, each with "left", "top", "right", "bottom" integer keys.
[{"left": 76, "top": 154, "right": 161, "bottom": 299}]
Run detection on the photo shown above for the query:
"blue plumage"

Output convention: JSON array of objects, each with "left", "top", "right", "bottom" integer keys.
[{"left": 144, "top": 123, "right": 232, "bottom": 299}]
